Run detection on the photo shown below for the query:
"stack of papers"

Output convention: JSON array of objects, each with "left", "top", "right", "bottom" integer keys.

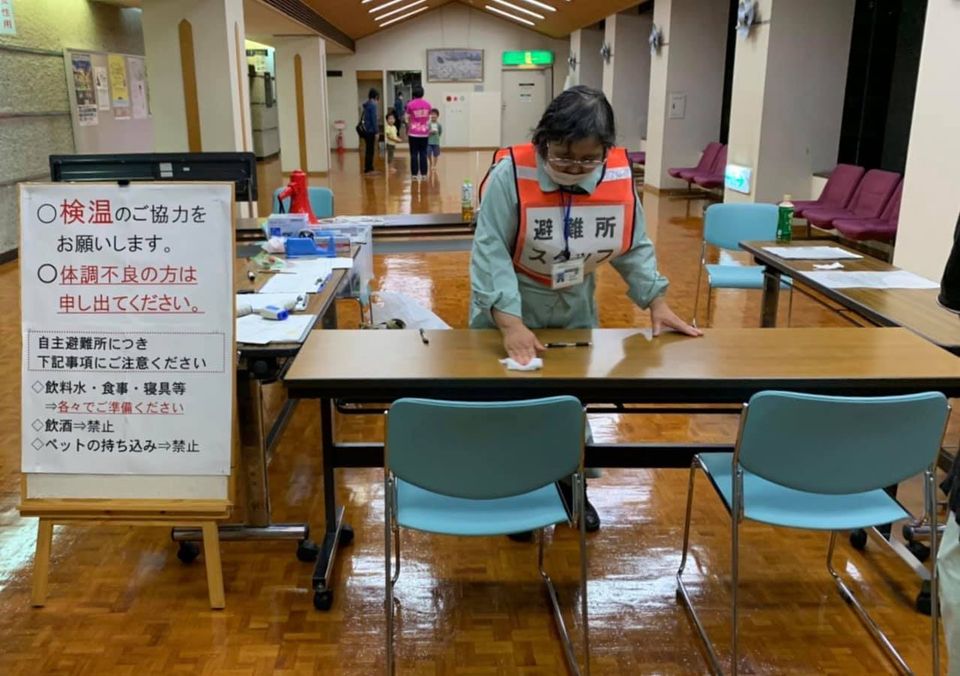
[
  {"left": 235, "top": 293, "right": 305, "bottom": 312},
  {"left": 799, "top": 270, "right": 940, "bottom": 289},
  {"left": 762, "top": 246, "right": 863, "bottom": 260},
  {"left": 236, "top": 314, "right": 316, "bottom": 344}
]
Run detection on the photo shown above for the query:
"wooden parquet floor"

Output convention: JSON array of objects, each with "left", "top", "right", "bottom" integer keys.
[{"left": 0, "top": 151, "right": 953, "bottom": 675}]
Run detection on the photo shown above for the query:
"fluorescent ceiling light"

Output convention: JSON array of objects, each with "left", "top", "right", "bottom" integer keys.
[
  {"left": 369, "top": 0, "right": 407, "bottom": 13},
  {"left": 492, "top": 0, "right": 543, "bottom": 20},
  {"left": 485, "top": 5, "right": 535, "bottom": 26},
  {"left": 515, "top": 0, "right": 556, "bottom": 12},
  {"left": 379, "top": 5, "right": 429, "bottom": 27},
  {"left": 376, "top": 0, "right": 427, "bottom": 22}
]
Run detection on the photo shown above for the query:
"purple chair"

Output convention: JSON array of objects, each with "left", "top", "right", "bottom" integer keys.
[
  {"left": 628, "top": 151, "right": 646, "bottom": 166},
  {"left": 792, "top": 164, "right": 865, "bottom": 218},
  {"left": 832, "top": 180, "right": 902, "bottom": 242},
  {"left": 803, "top": 169, "right": 901, "bottom": 230},
  {"left": 691, "top": 145, "right": 728, "bottom": 189},
  {"left": 669, "top": 142, "right": 723, "bottom": 187}
]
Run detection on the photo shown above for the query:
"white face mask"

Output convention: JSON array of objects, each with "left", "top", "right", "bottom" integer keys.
[{"left": 543, "top": 162, "right": 591, "bottom": 187}]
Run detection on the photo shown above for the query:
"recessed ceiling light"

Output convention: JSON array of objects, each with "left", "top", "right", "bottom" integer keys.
[
  {"left": 376, "top": 0, "right": 427, "bottom": 22},
  {"left": 515, "top": 0, "right": 556, "bottom": 12},
  {"left": 378, "top": 5, "right": 430, "bottom": 27},
  {"left": 485, "top": 5, "right": 535, "bottom": 26},
  {"left": 369, "top": 0, "right": 407, "bottom": 13},
  {"left": 492, "top": 0, "right": 543, "bottom": 20}
]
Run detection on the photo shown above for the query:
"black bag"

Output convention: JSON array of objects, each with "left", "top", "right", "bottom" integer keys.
[{"left": 355, "top": 108, "right": 366, "bottom": 137}]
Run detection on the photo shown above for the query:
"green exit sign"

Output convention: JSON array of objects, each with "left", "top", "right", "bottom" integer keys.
[{"left": 502, "top": 50, "right": 554, "bottom": 67}]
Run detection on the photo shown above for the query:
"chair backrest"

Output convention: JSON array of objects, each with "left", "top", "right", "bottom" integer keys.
[
  {"left": 703, "top": 203, "right": 779, "bottom": 251},
  {"left": 848, "top": 169, "right": 901, "bottom": 218},
  {"left": 880, "top": 179, "right": 903, "bottom": 223},
  {"left": 708, "top": 145, "right": 727, "bottom": 174},
  {"left": 696, "top": 142, "right": 723, "bottom": 172},
  {"left": 272, "top": 186, "right": 335, "bottom": 218},
  {"left": 737, "top": 391, "right": 948, "bottom": 494},
  {"left": 386, "top": 396, "right": 583, "bottom": 500},
  {"left": 820, "top": 164, "right": 866, "bottom": 208}
]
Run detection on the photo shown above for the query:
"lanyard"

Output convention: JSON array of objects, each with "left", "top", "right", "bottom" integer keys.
[{"left": 559, "top": 190, "right": 573, "bottom": 261}]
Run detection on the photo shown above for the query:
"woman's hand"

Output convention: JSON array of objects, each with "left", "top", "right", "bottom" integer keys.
[
  {"left": 649, "top": 297, "right": 702, "bottom": 337},
  {"left": 492, "top": 308, "right": 544, "bottom": 365},
  {"left": 501, "top": 324, "right": 545, "bottom": 365}
]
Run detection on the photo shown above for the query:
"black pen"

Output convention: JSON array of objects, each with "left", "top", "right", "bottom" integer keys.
[
  {"left": 545, "top": 341, "right": 591, "bottom": 348},
  {"left": 419, "top": 328, "right": 429, "bottom": 345}
]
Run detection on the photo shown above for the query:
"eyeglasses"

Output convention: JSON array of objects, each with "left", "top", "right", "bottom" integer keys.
[{"left": 546, "top": 154, "right": 607, "bottom": 170}]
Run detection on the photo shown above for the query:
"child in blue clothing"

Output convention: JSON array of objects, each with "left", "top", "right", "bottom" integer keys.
[{"left": 427, "top": 108, "right": 442, "bottom": 172}]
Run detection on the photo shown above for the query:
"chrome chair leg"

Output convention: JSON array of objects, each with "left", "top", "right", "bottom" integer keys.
[
  {"left": 578, "top": 474, "right": 591, "bottom": 676},
  {"left": 538, "top": 529, "right": 581, "bottom": 676},
  {"left": 926, "top": 468, "right": 941, "bottom": 675},
  {"left": 676, "top": 459, "right": 724, "bottom": 674},
  {"left": 826, "top": 531, "right": 911, "bottom": 674},
  {"left": 692, "top": 243, "right": 707, "bottom": 328},
  {"left": 384, "top": 474, "right": 395, "bottom": 676},
  {"left": 731, "top": 467, "right": 743, "bottom": 676}
]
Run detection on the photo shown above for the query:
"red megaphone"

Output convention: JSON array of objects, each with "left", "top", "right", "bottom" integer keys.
[{"left": 277, "top": 169, "right": 319, "bottom": 223}]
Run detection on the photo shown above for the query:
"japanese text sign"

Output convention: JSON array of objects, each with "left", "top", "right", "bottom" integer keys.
[{"left": 20, "top": 183, "right": 234, "bottom": 476}]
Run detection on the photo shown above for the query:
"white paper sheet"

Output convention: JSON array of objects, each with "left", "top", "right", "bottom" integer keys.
[
  {"left": 499, "top": 357, "right": 543, "bottom": 371},
  {"left": 235, "top": 293, "right": 305, "bottom": 312},
  {"left": 800, "top": 270, "right": 940, "bottom": 289},
  {"left": 762, "top": 246, "right": 863, "bottom": 260},
  {"left": 287, "top": 257, "right": 354, "bottom": 272},
  {"left": 258, "top": 270, "right": 328, "bottom": 294},
  {"left": 236, "top": 314, "right": 316, "bottom": 344}
]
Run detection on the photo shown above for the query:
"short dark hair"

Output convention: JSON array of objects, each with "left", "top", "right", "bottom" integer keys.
[
  {"left": 386, "top": 110, "right": 395, "bottom": 120},
  {"left": 430, "top": 108, "right": 439, "bottom": 115},
  {"left": 368, "top": 88, "right": 379, "bottom": 100},
  {"left": 531, "top": 86, "right": 616, "bottom": 156},
  {"left": 412, "top": 84, "right": 424, "bottom": 98}
]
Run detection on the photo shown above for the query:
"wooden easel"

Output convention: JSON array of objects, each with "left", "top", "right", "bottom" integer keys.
[{"left": 21, "top": 497, "right": 232, "bottom": 609}]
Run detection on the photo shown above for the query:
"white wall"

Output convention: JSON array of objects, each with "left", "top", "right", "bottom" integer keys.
[
  {"left": 569, "top": 27, "right": 603, "bottom": 90},
  {"left": 726, "top": 0, "right": 854, "bottom": 203},
  {"left": 602, "top": 12, "right": 652, "bottom": 151},
  {"left": 893, "top": 1, "right": 960, "bottom": 280},
  {"left": 645, "top": 0, "right": 728, "bottom": 189},
  {"left": 326, "top": 4, "right": 568, "bottom": 149},
  {"left": 142, "top": 0, "right": 252, "bottom": 152}
]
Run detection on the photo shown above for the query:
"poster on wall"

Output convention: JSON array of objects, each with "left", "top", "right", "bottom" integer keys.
[
  {"left": 70, "top": 53, "right": 98, "bottom": 126},
  {"left": 426, "top": 49, "right": 484, "bottom": 83},
  {"left": 108, "top": 53, "right": 131, "bottom": 120},
  {"left": 19, "top": 183, "right": 235, "bottom": 476},
  {"left": 128, "top": 56, "right": 149, "bottom": 120},
  {"left": 0, "top": 0, "right": 16, "bottom": 36},
  {"left": 94, "top": 66, "right": 110, "bottom": 111}
]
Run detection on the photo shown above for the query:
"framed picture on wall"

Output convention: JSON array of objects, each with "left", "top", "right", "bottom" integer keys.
[{"left": 426, "top": 49, "right": 484, "bottom": 82}]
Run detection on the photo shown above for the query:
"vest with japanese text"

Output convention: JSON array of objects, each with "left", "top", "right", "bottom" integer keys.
[{"left": 479, "top": 143, "right": 636, "bottom": 286}]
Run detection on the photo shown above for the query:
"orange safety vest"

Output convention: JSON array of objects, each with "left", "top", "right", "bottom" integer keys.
[{"left": 478, "top": 143, "right": 636, "bottom": 286}]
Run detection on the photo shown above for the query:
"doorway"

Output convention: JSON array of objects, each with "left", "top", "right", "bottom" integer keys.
[{"left": 501, "top": 68, "right": 551, "bottom": 147}]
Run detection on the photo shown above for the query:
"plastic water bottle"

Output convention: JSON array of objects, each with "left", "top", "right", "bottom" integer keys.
[
  {"left": 461, "top": 180, "right": 474, "bottom": 222},
  {"left": 777, "top": 195, "right": 794, "bottom": 242}
]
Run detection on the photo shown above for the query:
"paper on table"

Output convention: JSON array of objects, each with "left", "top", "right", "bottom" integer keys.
[
  {"left": 499, "top": 357, "right": 543, "bottom": 371},
  {"left": 316, "top": 215, "right": 386, "bottom": 225},
  {"left": 236, "top": 314, "right": 316, "bottom": 344},
  {"left": 235, "top": 293, "right": 305, "bottom": 312},
  {"left": 800, "top": 270, "right": 940, "bottom": 289},
  {"left": 258, "top": 270, "right": 329, "bottom": 294},
  {"left": 762, "top": 246, "right": 862, "bottom": 260},
  {"left": 813, "top": 262, "right": 844, "bottom": 270},
  {"left": 287, "top": 257, "right": 353, "bottom": 273}
]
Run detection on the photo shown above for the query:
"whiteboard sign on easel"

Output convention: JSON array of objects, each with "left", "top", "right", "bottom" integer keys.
[{"left": 20, "top": 183, "right": 234, "bottom": 478}]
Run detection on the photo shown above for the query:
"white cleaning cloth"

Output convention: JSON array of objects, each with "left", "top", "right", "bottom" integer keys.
[{"left": 499, "top": 357, "right": 543, "bottom": 371}]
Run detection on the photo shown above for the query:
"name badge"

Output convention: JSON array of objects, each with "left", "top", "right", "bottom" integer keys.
[{"left": 551, "top": 258, "right": 584, "bottom": 289}]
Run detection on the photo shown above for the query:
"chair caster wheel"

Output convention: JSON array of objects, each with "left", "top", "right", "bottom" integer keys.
[
  {"left": 176, "top": 541, "right": 201, "bottom": 564},
  {"left": 916, "top": 580, "right": 932, "bottom": 616},
  {"left": 313, "top": 590, "right": 334, "bottom": 611},
  {"left": 906, "top": 540, "right": 930, "bottom": 563},
  {"left": 296, "top": 539, "right": 320, "bottom": 562},
  {"left": 339, "top": 525, "right": 355, "bottom": 546},
  {"left": 849, "top": 529, "right": 868, "bottom": 550}
]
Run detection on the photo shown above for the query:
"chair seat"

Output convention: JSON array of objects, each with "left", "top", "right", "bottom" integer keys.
[
  {"left": 791, "top": 199, "right": 821, "bottom": 218},
  {"left": 833, "top": 217, "right": 897, "bottom": 242},
  {"left": 803, "top": 207, "right": 854, "bottom": 228},
  {"left": 706, "top": 264, "right": 792, "bottom": 290},
  {"left": 396, "top": 479, "right": 568, "bottom": 536},
  {"left": 693, "top": 173, "right": 723, "bottom": 189},
  {"left": 698, "top": 452, "right": 910, "bottom": 530}
]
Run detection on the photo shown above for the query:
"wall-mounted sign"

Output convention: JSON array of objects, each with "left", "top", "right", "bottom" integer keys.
[
  {"left": 0, "top": 0, "right": 16, "bottom": 36},
  {"left": 724, "top": 164, "right": 753, "bottom": 195},
  {"left": 502, "top": 50, "right": 554, "bottom": 67}
]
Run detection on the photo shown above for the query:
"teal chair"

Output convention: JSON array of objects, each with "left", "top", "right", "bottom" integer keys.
[
  {"left": 676, "top": 391, "right": 949, "bottom": 675},
  {"left": 693, "top": 203, "right": 792, "bottom": 326},
  {"left": 384, "top": 397, "right": 589, "bottom": 675},
  {"left": 272, "top": 186, "right": 334, "bottom": 217}
]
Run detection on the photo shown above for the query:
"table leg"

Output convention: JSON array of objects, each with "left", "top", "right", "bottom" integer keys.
[
  {"left": 311, "top": 397, "right": 353, "bottom": 611},
  {"left": 760, "top": 269, "right": 782, "bottom": 328},
  {"left": 171, "top": 373, "right": 315, "bottom": 561}
]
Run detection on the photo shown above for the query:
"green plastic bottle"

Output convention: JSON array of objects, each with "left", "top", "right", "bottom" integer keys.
[{"left": 777, "top": 194, "right": 794, "bottom": 242}]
